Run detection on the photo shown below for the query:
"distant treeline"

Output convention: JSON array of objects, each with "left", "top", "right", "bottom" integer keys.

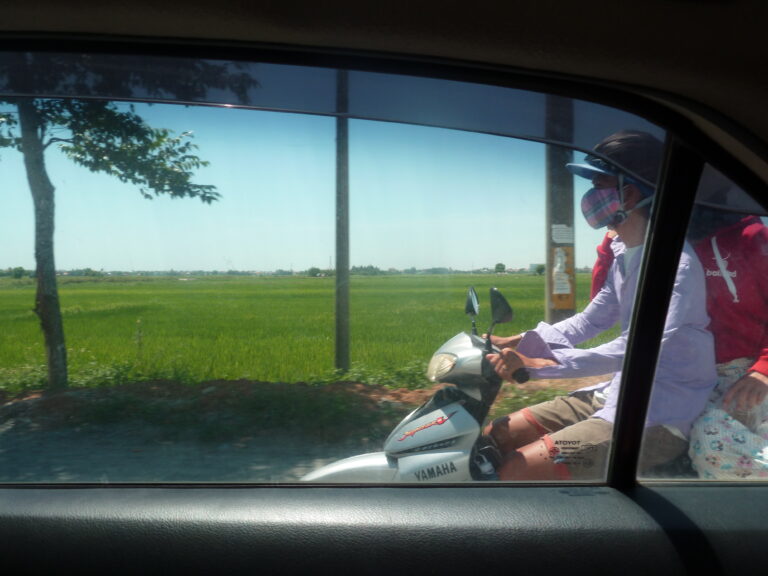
[{"left": 2, "top": 265, "right": 594, "bottom": 279}]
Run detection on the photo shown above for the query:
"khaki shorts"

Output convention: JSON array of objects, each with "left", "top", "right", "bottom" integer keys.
[
  {"left": 523, "top": 391, "right": 612, "bottom": 480},
  {"left": 523, "top": 391, "right": 688, "bottom": 480}
]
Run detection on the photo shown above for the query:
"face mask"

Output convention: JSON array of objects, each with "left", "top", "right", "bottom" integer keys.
[{"left": 580, "top": 186, "right": 627, "bottom": 229}]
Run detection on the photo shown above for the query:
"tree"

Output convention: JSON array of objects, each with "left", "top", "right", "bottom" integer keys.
[
  {"left": 0, "top": 53, "right": 256, "bottom": 390},
  {"left": 494, "top": 262, "right": 506, "bottom": 273},
  {"left": 535, "top": 264, "right": 546, "bottom": 276},
  {"left": 350, "top": 265, "right": 382, "bottom": 276}
]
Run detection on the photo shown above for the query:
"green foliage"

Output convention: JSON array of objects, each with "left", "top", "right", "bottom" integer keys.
[
  {"left": 0, "top": 364, "right": 48, "bottom": 396},
  {"left": 494, "top": 262, "right": 505, "bottom": 273},
  {"left": 45, "top": 99, "right": 219, "bottom": 202},
  {"left": 350, "top": 265, "right": 382, "bottom": 276},
  {"left": 305, "top": 267, "right": 334, "bottom": 278},
  {"left": 310, "top": 360, "right": 429, "bottom": 390},
  {"left": 0, "top": 110, "right": 17, "bottom": 145},
  {"left": 0, "top": 273, "right": 613, "bottom": 393},
  {"left": 68, "top": 268, "right": 103, "bottom": 277},
  {"left": 0, "top": 55, "right": 258, "bottom": 170}
]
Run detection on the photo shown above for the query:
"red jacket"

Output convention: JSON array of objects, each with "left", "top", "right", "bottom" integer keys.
[
  {"left": 693, "top": 216, "right": 768, "bottom": 376},
  {"left": 590, "top": 232, "right": 615, "bottom": 300}
]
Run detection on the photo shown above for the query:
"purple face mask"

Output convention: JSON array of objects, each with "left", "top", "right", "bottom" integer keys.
[{"left": 581, "top": 186, "right": 626, "bottom": 229}]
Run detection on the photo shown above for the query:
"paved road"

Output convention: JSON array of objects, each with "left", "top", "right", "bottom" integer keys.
[{"left": 0, "top": 418, "right": 373, "bottom": 483}]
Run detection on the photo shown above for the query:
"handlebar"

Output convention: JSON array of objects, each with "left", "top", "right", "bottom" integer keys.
[
  {"left": 512, "top": 367, "right": 530, "bottom": 384},
  {"left": 482, "top": 335, "right": 531, "bottom": 384},
  {"left": 481, "top": 346, "right": 531, "bottom": 384}
]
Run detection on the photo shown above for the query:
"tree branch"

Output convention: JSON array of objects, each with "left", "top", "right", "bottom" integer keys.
[{"left": 43, "top": 136, "right": 74, "bottom": 150}]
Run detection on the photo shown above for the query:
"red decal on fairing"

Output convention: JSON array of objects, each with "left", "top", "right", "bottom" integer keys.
[{"left": 398, "top": 411, "right": 458, "bottom": 441}]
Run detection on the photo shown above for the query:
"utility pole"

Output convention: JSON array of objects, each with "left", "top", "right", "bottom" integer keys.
[
  {"left": 545, "top": 95, "right": 575, "bottom": 323},
  {"left": 335, "top": 69, "right": 350, "bottom": 370}
]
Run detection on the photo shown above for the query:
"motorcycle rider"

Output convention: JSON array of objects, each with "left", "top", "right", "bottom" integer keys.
[{"left": 484, "top": 130, "right": 717, "bottom": 480}]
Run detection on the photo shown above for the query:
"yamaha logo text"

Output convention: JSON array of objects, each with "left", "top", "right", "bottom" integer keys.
[{"left": 414, "top": 461, "right": 458, "bottom": 481}]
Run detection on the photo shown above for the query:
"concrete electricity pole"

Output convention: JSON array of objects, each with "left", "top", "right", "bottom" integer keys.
[
  {"left": 545, "top": 95, "right": 576, "bottom": 323},
  {"left": 335, "top": 69, "right": 350, "bottom": 370}
]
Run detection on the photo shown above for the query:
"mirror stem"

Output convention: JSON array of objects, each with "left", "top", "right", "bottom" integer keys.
[{"left": 485, "top": 323, "right": 495, "bottom": 353}]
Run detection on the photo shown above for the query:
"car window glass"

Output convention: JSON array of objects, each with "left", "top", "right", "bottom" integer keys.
[
  {"left": 0, "top": 52, "right": 669, "bottom": 483},
  {"left": 639, "top": 165, "right": 768, "bottom": 481}
]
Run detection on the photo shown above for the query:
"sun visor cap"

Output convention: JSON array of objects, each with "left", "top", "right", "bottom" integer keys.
[
  {"left": 566, "top": 162, "right": 614, "bottom": 181},
  {"left": 567, "top": 161, "right": 654, "bottom": 195}
]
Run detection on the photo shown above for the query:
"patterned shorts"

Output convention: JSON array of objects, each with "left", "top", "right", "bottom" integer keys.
[{"left": 689, "top": 358, "right": 768, "bottom": 480}]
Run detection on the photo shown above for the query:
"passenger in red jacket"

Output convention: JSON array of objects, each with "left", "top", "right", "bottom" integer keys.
[
  {"left": 687, "top": 210, "right": 768, "bottom": 479},
  {"left": 696, "top": 215, "right": 768, "bottom": 385}
]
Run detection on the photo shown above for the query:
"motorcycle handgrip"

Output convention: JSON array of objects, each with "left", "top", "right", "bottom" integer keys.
[{"left": 512, "top": 367, "right": 530, "bottom": 384}]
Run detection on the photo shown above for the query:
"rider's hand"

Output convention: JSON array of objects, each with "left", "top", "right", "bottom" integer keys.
[
  {"left": 723, "top": 371, "right": 768, "bottom": 414},
  {"left": 486, "top": 348, "right": 556, "bottom": 382},
  {"left": 483, "top": 333, "right": 524, "bottom": 350},
  {"left": 486, "top": 348, "right": 524, "bottom": 382}
]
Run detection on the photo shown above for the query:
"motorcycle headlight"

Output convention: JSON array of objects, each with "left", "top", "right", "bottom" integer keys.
[{"left": 426, "top": 353, "right": 457, "bottom": 381}]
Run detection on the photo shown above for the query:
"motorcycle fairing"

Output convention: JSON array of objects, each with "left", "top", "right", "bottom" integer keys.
[
  {"left": 396, "top": 451, "right": 470, "bottom": 483},
  {"left": 383, "top": 401, "right": 478, "bottom": 455},
  {"left": 300, "top": 452, "right": 397, "bottom": 482}
]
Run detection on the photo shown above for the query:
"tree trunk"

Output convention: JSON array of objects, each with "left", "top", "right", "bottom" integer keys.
[{"left": 18, "top": 99, "right": 68, "bottom": 390}]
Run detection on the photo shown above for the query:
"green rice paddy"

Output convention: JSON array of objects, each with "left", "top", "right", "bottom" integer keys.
[{"left": 0, "top": 273, "right": 602, "bottom": 393}]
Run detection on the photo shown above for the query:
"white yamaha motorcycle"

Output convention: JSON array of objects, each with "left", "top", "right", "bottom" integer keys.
[{"left": 301, "top": 287, "right": 528, "bottom": 483}]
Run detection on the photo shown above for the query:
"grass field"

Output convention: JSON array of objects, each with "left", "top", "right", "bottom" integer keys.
[{"left": 0, "top": 273, "right": 607, "bottom": 394}]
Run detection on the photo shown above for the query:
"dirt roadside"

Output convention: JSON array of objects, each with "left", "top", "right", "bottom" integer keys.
[{"left": 0, "top": 377, "right": 606, "bottom": 483}]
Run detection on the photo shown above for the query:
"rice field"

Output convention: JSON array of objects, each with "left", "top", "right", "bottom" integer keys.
[{"left": 0, "top": 273, "right": 601, "bottom": 391}]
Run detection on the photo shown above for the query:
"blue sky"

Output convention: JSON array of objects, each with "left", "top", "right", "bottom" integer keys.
[{"left": 1, "top": 102, "right": 605, "bottom": 272}]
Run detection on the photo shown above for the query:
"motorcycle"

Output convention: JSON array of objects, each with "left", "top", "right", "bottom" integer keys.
[{"left": 301, "top": 287, "right": 529, "bottom": 483}]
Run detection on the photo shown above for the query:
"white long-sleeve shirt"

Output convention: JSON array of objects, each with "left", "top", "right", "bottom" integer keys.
[{"left": 516, "top": 239, "right": 717, "bottom": 436}]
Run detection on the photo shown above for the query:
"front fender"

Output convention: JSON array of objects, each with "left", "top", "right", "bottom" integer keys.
[{"left": 300, "top": 452, "right": 397, "bottom": 483}]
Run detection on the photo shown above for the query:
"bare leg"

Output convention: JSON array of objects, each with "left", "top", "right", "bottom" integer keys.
[
  {"left": 483, "top": 411, "right": 544, "bottom": 453},
  {"left": 495, "top": 438, "right": 569, "bottom": 481}
]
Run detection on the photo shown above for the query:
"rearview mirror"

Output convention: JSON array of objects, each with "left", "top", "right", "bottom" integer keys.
[
  {"left": 465, "top": 286, "right": 480, "bottom": 335},
  {"left": 488, "top": 287, "right": 529, "bottom": 383},
  {"left": 465, "top": 286, "right": 479, "bottom": 316},
  {"left": 485, "top": 287, "right": 513, "bottom": 353},
  {"left": 490, "top": 287, "right": 513, "bottom": 325}
]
